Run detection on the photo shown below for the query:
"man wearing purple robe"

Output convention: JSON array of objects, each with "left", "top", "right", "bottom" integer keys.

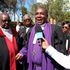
[{"left": 16, "top": 6, "right": 54, "bottom": 70}]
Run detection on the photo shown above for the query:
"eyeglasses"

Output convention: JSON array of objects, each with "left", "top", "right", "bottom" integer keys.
[
  {"left": 24, "top": 19, "right": 31, "bottom": 22},
  {"left": 2, "top": 19, "right": 11, "bottom": 23},
  {"left": 62, "top": 26, "right": 69, "bottom": 29}
]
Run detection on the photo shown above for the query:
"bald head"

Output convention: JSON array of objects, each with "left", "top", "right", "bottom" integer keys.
[
  {"left": 1, "top": 13, "right": 9, "bottom": 19},
  {"left": 22, "top": 14, "right": 32, "bottom": 27},
  {"left": 0, "top": 12, "right": 10, "bottom": 29},
  {"left": 0, "top": 13, "right": 10, "bottom": 22},
  {"left": 23, "top": 14, "right": 31, "bottom": 21}
]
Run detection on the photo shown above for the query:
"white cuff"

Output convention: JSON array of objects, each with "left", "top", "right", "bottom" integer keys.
[{"left": 45, "top": 45, "right": 56, "bottom": 56}]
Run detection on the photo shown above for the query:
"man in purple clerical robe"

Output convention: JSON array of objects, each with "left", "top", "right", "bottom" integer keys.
[{"left": 16, "top": 6, "right": 54, "bottom": 70}]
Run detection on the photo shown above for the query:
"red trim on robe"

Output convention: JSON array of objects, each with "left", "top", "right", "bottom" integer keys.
[
  {"left": 0, "top": 28, "right": 18, "bottom": 70},
  {"left": 5, "top": 36, "right": 18, "bottom": 70},
  {"left": 0, "top": 28, "right": 18, "bottom": 37},
  {"left": 0, "top": 29, "right": 5, "bottom": 37}
]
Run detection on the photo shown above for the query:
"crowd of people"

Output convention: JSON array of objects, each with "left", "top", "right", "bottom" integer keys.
[{"left": 0, "top": 6, "right": 70, "bottom": 70}]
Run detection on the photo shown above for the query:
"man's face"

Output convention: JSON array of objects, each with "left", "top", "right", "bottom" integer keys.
[
  {"left": 0, "top": 14, "right": 10, "bottom": 29},
  {"left": 23, "top": 15, "right": 31, "bottom": 27},
  {"left": 35, "top": 8, "right": 47, "bottom": 25}
]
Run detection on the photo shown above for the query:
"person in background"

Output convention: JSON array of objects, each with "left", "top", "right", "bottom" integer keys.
[
  {"left": 51, "top": 21, "right": 70, "bottom": 70},
  {"left": 62, "top": 21, "right": 70, "bottom": 33},
  {"left": 16, "top": 21, "right": 21, "bottom": 32},
  {"left": 16, "top": 14, "right": 33, "bottom": 70},
  {"left": 23, "top": 14, "right": 33, "bottom": 27},
  {"left": 0, "top": 12, "right": 18, "bottom": 70},
  {"left": 62, "top": 21, "right": 70, "bottom": 54},
  {"left": 16, "top": 6, "right": 55, "bottom": 70},
  {"left": 42, "top": 38, "right": 70, "bottom": 69},
  {"left": 16, "top": 14, "right": 33, "bottom": 52}
]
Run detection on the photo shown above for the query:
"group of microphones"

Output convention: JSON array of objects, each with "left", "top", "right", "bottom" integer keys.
[{"left": 33, "top": 23, "right": 45, "bottom": 48}]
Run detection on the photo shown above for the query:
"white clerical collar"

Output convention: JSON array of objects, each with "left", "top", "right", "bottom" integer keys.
[
  {"left": 26, "top": 27, "right": 30, "bottom": 33},
  {"left": 41, "top": 23, "right": 46, "bottom": 30}
]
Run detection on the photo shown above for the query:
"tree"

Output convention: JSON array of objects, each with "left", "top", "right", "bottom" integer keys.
[
  {"left": 28, "top": 0, "right": 70, "bottom": 23},
  {"left": 3, "top": 0, "right": 17, "bottom": 10},
  {"left": 21, "top": 6, "right": 27, "bottom": 15},
  {"left": 63, "top": 0, "right": 70, "bottom": 12},
  {"left": 48, "top": 0, "right": 64, "bottom": 22},
  {"left": 62, "top": 12, "right": 70, "bottom": 22}
]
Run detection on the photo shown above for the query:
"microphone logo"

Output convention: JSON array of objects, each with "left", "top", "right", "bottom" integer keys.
[{"left": 33, "top": 24, "right": 44, "bottom": 44}]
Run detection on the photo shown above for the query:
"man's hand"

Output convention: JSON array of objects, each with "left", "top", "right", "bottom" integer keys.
[
  {"left": 16, "top": 53, "right": 23, "bottom": 60},
  {"left": 42, "top": 38, "right": 50, "bottom": 49}
]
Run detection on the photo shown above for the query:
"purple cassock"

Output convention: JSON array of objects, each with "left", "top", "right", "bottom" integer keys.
[{"left": 20, "top": 22, "right": 54, "bottom": 70}]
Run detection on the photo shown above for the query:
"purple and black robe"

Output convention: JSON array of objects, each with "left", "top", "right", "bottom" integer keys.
[{"left": 20, "top": 22, "right": 54, "bottom": 70}]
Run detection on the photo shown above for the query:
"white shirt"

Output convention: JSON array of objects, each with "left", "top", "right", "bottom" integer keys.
[
  {"left": 16, "top": 25, "right": 20, "bottom": 32},
  {"left": 26, "top": 27, "right": 30, "bottom": 33},
  {"left": 1, "top": 28, "right": 13, "bottom": 41},
  {"left": 41, "top": 23, "right": 46, "bottom": 30},
  {"left": 45, "top": 45, "right": 70, "bottom": 69}
]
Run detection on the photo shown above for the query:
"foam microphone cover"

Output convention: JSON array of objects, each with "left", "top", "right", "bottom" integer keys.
[{"left": 35, "top": 24, "right": 42, "bottom": 33}]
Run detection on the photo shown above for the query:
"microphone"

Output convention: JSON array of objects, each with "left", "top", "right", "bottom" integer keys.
[{"left": 33, "top": 24, "right": 44, "bottom": 44}]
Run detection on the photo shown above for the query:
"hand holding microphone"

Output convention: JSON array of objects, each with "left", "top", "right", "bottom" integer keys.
[
  {"left": 42, "top": 38, "right": 50, "bottom": 50},
  {"left": 33, "top": 23, "right": 50, "bottom": 50}
]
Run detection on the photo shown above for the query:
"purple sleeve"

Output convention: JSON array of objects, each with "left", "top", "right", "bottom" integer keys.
[{"left": 19, "top": 47, "right": 27, "bottom": 56}]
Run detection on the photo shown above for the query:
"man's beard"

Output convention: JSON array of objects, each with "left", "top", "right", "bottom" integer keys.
[{"left": 2, "top": 24, "right": 9, "bottom": 29}]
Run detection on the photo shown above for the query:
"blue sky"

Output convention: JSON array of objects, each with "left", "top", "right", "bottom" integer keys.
[
  {"left": 23, "top": 0, "right": 36, "bottom": 11},
  {"left": 11, "top": 0, "right": 35, "bottom": 22},
  {"left": 24, "top": 0, "right": 30, "bottom": 11}
]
